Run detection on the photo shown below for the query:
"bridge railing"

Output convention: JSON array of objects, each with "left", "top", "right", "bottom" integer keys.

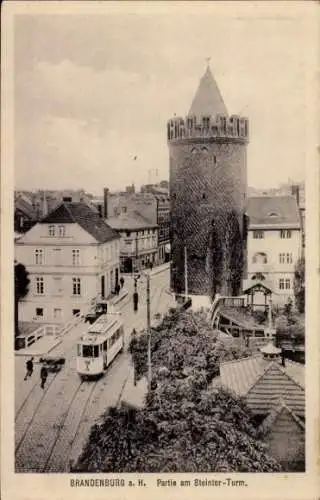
[{"left": 210, "top": 295, "right": 246, "bottom": 326}]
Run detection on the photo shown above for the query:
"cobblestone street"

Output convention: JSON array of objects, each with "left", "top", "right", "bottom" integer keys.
[{"left": 15, "top": 268, "right": 174, "bottom": 473}]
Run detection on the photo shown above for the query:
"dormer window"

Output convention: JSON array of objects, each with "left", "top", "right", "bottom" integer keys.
[
  {"left": 268, "top": 212, "right": 279, "bottom": 217},
  {"left": 48, "top": 225, "right": 55, "bottom": 237},
  {"left": 191, "top": 147, "right": 198, "bottom": 154},
  {"left": 201, "top": 146, "right": 208, "bottom": 153}
]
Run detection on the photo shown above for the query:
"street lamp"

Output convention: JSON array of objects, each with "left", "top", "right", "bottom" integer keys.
[{"left": 135, "top": 270, "right": 152, "bottom": 389}]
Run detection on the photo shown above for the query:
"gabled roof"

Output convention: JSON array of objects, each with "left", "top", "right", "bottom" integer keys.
[
  {"left": 246, "top": 361, "right": 305, "bottom": 416},
  {"left": 218, "top": 354, "right": 305, "bottom": 416},
  {"left": 40, "top": 202, "right": 119, "bottom": 243},
  {"left": 188, "top": 66, "right": 228, "bottom": 117},
  {"left": 243, "top": 280, "right": 274, "bottom": 295},
  {"left": 246, "top": 196, "right": 300, "bottom": 229},
  {"left": 258, "top": 398, "right": 305, "bottom": 436},
  {"left": 15, "top": 197, "right": 37, "bottom": 220},
  {"left": 106, "top": 210, "right": 158, "bottom": 231}
]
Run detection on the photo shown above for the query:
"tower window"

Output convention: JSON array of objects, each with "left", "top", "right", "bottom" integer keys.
[{"left": 202, "top": 193, "right": 206, "bottom": 200}]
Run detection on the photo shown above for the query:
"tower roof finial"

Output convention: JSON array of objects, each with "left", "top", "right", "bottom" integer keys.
[{"left": 188, "top": 63, "right": 228, "bottom": 117}]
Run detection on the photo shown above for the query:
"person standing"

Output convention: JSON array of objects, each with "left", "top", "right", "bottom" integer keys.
[
  {"left": 40, "top": 366, "right": 48, "bottom": 389},
  {"left": 133, "top": 291, "right": 139, "bottom": 312},
  {"left": 24, "top": 357, "right": 34, "bottom": 380}
]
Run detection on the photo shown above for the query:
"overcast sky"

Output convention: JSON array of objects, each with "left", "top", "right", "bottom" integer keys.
[{"left": 14, "top": 4, "right": 312, "bottom": 195}]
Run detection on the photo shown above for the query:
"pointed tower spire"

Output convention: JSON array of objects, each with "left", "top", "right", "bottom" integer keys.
[{"left": 188, "top": 65, "right": 228, "bottom": 117}]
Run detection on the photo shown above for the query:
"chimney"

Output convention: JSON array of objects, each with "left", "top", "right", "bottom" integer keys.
[
  {"left": 103, "top": 188, "right": 109, "bottom": 219},
  {"left": 291, "top": 185, "right": 300, "bottom": 207}
]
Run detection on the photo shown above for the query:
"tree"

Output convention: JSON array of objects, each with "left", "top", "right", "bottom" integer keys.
[
  {"left": 73, "top": 310, "right": 281, "bottom": 473},
  {"left": 14, "top": 261, "right": 30, "bottom": 336},
  {"left": 293, "top": 257, "right": 305, "bottom": 313}
]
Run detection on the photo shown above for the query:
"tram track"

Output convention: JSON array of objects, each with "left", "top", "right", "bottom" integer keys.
[
  {"left": 41, "top": 379, "right": 98, "bottom": 473},
  {"left": 15, "top": 271, "right": 172, "bottom": 472},
  {"left": 15, "top": 371, "right": 60, "bottom": 453}
]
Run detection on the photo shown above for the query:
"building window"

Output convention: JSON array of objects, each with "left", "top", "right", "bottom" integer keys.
[
  {"left": 202, "top": 193, "right": 206, "bottom": 200},
  {"left": 36, "top": 277, "right": 44, "bottom": 295},
  {"left": 126, "top": 231, "right": 131, "bottom": 237},
  {"left": 285, "top": 279, "right": 291, "bottom": 289},
  {"left": 73, "top": 309, "right": 80, "bottom": 316},
  {"left": 286, "top": 253, "right": 292, "bottom": 264},
  {"left": 72, "top": 249, "right": 80, "bottom": 266},
  {"left": 35, "top": 249, "right": 44, "bottom": 265},
  {"left": 280, "top": 229, "right": 292, "bottom": 239},
  {"left": 213, "top": 155, "right": 217, "bottom": 165},
  {"left": 279, "top": 253, "right": 285, "bottom": 263},
  {"left": 48, "top": 225, "right": 55, "bottom": 237},
  {"left": 279, "top": 278, "right": 285, "bottom": 290},
  {"left": 253, "top": 230, "right": 264, "bottom": 239},
  {"left": 72, "top": 277, "right": 81, "bottom": 296},
  {"left": 58, "top": 225, "right": 66, "bottom": 237},
  {"left": 36, "top": 307, "right": 43, "bottom": 317}
]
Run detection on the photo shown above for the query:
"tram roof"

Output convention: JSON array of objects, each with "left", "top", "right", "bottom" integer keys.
[{"left": 79, "top": 314, "right": 123, "bottom": 344}]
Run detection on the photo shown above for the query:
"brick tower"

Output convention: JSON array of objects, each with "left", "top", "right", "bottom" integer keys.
[{"left": 168, "top": 66, "right": 249, "bottom": 298}]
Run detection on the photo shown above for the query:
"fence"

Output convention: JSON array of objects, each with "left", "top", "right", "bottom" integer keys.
[{"left": 15, "top": 324, "right": 61, "bottom": 350}]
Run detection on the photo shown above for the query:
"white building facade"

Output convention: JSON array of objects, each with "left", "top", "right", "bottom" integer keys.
[
  {"left": 246, "top": 196, "right": 302, "bottom": 306},
  {"left": 15, "top": 202, "right": 120, "bottom": 324},
  {"left": 106, "top": 212, "right": 158, "bottom": 273}
]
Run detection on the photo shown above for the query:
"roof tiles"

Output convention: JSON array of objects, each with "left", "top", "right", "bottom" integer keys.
[
  {"left": 40, "top": 202, "right": 119, "bottom": 243},
  {"left": 246, "top": 196, "right": 300, "bottom": 229},
  {"left": 188, "top": 66, "right": 228, "bottom": 117},
  {"left": 218, "top": 355, "right": 305, "bottom": 416}
]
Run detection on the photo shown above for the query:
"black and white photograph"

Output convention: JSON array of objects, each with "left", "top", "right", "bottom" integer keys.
[{"left": 1, "top": 1, "right": 319, "bottom": 499}]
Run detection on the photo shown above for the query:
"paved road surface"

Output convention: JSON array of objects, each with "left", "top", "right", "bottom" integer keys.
[{"left": 15, "top": 269, "right": 174, "bottom": 473}]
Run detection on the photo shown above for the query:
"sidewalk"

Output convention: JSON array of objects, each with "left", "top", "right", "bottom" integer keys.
[{"left": 120, "top": 366, "right": 148, "bottom": 409}]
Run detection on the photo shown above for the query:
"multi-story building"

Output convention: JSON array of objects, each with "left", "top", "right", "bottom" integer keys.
[
  {"left": 106, "top": 210, "right": 158, "bottom": 273},
  {"left": 246, "top": 195, "right": 302, "bottom": 306},
  {"left": 168, "top": 65, "right": 249, "bottom": 297},
  {"left": 15, "top": 201, "right": 120, "bottom": 324},
  {"left": 247, "top": 182, "right": 305, "bottom": 254},
  {"left": 100, "top": 188, "right": 170, "bottom": 265}
]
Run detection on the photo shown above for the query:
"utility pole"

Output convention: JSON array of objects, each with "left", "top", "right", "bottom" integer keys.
[
  {"left": 184, "top": 246, "right": 188, "bottom": 300},
  {"left": 146, "top": 273, "right": 152, "bottom": 389}
]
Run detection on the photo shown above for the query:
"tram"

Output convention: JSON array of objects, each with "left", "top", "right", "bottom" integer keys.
[{"left": 76, "top": 313, "right": 124, "bottom": 379}]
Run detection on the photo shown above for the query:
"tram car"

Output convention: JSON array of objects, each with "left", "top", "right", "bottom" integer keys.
[{"left": 76, "top": 313, "right": 124, "bottom": 379}]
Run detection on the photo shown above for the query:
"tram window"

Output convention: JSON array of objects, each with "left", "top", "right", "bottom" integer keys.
[
  {"left": 77, "top": 344, "right": 82, "bottom": 356},
  {"left": 103, "top": 340, "right": 108, "bottom": 350},
  {"left": 93, "top": 345, "right": 99, "bottom": 358},
  {"left": 82, "top": 345, "right": 94, "bottom": 357}
]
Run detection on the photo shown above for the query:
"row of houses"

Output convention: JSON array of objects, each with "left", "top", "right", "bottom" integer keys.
[
  {"left": 14, "top": 183, "right": 304, "bottom": 324},
  {"left": 14, "top": 184, "right": 170, "bottom": 325}
]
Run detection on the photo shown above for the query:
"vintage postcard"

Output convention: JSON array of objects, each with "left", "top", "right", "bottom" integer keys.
[{"left": 1, "top": 1, "right": 319, "bottom": 499}]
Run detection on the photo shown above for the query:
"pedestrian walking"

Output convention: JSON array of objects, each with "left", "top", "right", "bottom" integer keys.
[
  {"left": 24, "top": 357, "right": 34, "bottom": 380},
  {"left": 120, "top": 276, "right": 124, "bottom": 288},
  {"left": 133, "top": 291, "right": 139, "bottom": 312},
  {"left": 40, "top": 366, "right": 48, "bottom": 389}
]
